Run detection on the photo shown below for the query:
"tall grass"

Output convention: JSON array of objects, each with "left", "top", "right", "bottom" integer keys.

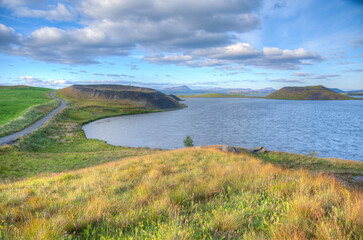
[{"left": 0, "top": 148, "right": 361, "bottom": 239}]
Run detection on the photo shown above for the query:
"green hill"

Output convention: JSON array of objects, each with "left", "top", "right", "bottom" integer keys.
[
  {"left": 0, "top": 86, "right": 54, "bottom": 126},
  {"left": 267, "top": 85, "right": 354, "bottom": 100},
  {"left": 60, "top": 85, "right": 185, "bottom": 110}
]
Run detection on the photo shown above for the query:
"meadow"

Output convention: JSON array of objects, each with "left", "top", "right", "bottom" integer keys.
[
  {"left": 0, "top": 148, "right": 362, "bottom": 239},
  {"left": 0, "top": 89, "right": 362, "bottom": 239},
  {"left": 0, "top": 86, "right": 59, "bottom": 136},
  {"left": 0, "top": 92, "right": 160, "bottom": 180}
]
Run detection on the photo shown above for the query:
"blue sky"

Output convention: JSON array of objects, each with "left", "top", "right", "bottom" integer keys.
[{"left": 0, "top": 0, "right": 362, "bottom": 90}]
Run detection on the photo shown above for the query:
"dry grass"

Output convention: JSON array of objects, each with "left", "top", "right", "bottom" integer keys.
[{"left": 0, "top": 147, "right": 361, "bottom": 239}]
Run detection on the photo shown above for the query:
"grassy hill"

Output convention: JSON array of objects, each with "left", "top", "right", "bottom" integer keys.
[
  {"left": 0, "top": 147, "right": 362, "bottom": 239},
  {"left": 0, "top": 86, "right": 59, "bottom": 137},
  {"left": 267, "top": 85, "right": 354, "bottom": 100},
  {"left": 60, "top": 85, "right": 185, "bottom": 110}
]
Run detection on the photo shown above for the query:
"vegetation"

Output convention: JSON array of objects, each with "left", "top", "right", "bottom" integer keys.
[
  {"left": 254, "top": 151, "right": 363, "bottom": 188},
  {"left": 348, "top": 92, "right": 363, "bottom": 96},
  {"left": 60, "top": 85, "right": 184, "bottom": 110},
  {"left": 267, "top": 85, "right": 355, "bottom": 100},
  {"left": 183, "top": 136, "right": 194, "bottom": 147},
  {"left": 0, "top": 100, "right": 59, "bottom": 137},
  {"left": 0, "top": 87, "right": 362, "bottom": 239},
  {"left": 0, "top": 91, "right": 160, "bottom": 180},
  {"left": 0, "top": 86, "right": 54, "bottom": 125},
  {"left": 0, "top": 148, "right": 362, "bottom": 239}
]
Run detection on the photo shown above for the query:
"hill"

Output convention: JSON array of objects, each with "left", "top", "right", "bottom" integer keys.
[
  {"left": 267, "top": 85, "right": 354, "bottom": 100},
  {"left": 0, "top": 86, "right": 58, "bottom": 137},
  {"left": 60, "top": 84, "right": 185, "bottom": 110}
]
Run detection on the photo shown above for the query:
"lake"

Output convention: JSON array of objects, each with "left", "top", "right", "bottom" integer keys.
[{"left": 83, "top": 98, "right": 363, "bottom": 161}]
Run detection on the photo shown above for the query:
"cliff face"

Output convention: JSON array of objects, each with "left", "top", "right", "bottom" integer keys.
[
  {"left": 60, "top": 85, "right": 185, "bottom": 110},
  {"left": 267, "top": 85, "right": 353, "bottom": 100}
]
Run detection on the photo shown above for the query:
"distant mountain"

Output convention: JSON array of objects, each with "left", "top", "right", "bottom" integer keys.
[
  {"left": 163, "top": 85, "right": 276, "bottom": 95},
  {"left": 163, "top": 85, "right": 193, "bottom": 94},
  {"left": 346, "top": 90, "right": 363, "bottom": 93},
  {"left": 267, "top": 85, "right": 353, "bottom": 100},
  {"left": 329, "top": 88, "right": 345, "bottom": 93}
]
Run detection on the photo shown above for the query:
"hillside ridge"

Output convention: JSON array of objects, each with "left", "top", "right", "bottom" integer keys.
[{"left": 60, "top": 84, "right": 185, "bottom": 110}]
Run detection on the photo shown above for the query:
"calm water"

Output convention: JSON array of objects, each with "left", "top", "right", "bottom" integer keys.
[{"left": 83, "top": 98, "right": 363, "bottom": 161}]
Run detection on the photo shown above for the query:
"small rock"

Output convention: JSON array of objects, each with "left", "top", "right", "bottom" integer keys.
[
  {"left": 247, "top": 146, "right": 267, "bottom": 154},
  {"left": 219, "top": 145, "right": 242, "bottom": 153},
  {"left": 351, "top": 176, "right": 363, "bottom": 183}
]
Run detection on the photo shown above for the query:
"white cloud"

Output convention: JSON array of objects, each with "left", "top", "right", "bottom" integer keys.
[
  {"left": 0, "top": 24, "right": 20, "bottom": 48},
  {"left": 14, "top": 3, "right": 77, "bottom": 21},
  {"left": 263, "top": 47, "right": 320, "bottom": 60},
  {"left": 19, "top": 76, "right": 70, "bottom": 88},
  {"left": 294, "top": 72, "right": 311, "bottom": 77},
  {"left": 192, "top": 43, "right": 261, "bottom": 59},
  {"left": 145, "top": 43, "right": 322, "bottom": 70},
  {"left": 0, "top": 0, "right": 323, "bottom": 71}
]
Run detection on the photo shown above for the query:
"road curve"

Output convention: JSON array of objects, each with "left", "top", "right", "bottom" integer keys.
[{"left": 0, "top": 91, "right": 66, "bottom": 146}]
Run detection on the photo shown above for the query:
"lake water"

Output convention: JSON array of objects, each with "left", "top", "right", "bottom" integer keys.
[{"left": 83, "top": 98, "right": 363, "bottom": 161}]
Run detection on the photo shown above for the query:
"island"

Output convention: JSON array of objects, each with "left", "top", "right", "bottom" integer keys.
[{"left": 266, "top": 85, "right": 354, "bottom": 100}]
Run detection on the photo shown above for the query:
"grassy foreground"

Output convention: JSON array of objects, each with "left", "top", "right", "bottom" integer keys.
[
  {"left": 0, "top": 91, "right": 160, "bottom": 180},
  {"left": 0, "top": 148, "right": 362, "bottom": 239},
  {"left": 0, "top": 86, "right": 54, "bottom": 126}
]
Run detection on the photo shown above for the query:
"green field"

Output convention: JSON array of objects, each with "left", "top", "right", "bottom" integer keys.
[
  {"left": 0, "top": 86, "right": 53, "bottom": 125},
  {"left": 0, "top": 90, "right": 362, "bottom": 239}
]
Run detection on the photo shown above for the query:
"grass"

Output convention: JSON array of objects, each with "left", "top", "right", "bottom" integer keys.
[
  {"left": 0, "top": 91, "right": 160, "bottom": 180},
  {"left": 0, "top": 100, "right": 59, "bottom": 137},
  {"left": 253, "top": 151, "right": 363, "bottom": 189},
  {"left": 0, "top": 86, "right": 54, "bottom": 126},
  {"left": 266, "top": 86, "right": 354, "bottom": 100},
  {"left": 0, "top": 148, "right": 362, "bottom": 239}
]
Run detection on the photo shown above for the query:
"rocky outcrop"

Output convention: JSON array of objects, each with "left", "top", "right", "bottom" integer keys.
[
  {"left": 247, "top": 146, "right": 267, "bottom": 154},
  {"left": 60, "top": 85, "right": 185, "bottom": 110},
  {"left": 219, "top": 145, "right": 268, "bottom": 154}
]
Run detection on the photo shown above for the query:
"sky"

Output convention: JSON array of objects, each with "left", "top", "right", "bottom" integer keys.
[{"left": 0, "top": 0, "right": 362, "bottom": 90}]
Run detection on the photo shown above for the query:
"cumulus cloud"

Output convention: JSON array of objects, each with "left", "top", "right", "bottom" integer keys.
[
  {"left": 0, "top": 0, "right": 264, "bottom": 64},
  {"left": 0, "top": 0, "right": 322, "bottom": 70},
  {"left": 191, "top": 43, "right": 261, "bottom": 60},
  {"left": 145, "top": 43, "right": 322, "bottom": 70},
  {"left": 13, "top": 3, "right": 77, "bottom": 21},
  {"left": 0, "top": 24, "right": 20, "bottom": 49}
]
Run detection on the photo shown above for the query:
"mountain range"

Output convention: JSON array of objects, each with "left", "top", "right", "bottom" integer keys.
[{"left": 162, "top": 85, "right": 276, "bottom": 95}]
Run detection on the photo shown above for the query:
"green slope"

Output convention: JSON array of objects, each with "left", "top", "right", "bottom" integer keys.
[
  {"left": 0, "top": 86, "right": 53, "bottom": 125},
  {"left": 267, "top": 85, "right": 354, "bottom": 100}
]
